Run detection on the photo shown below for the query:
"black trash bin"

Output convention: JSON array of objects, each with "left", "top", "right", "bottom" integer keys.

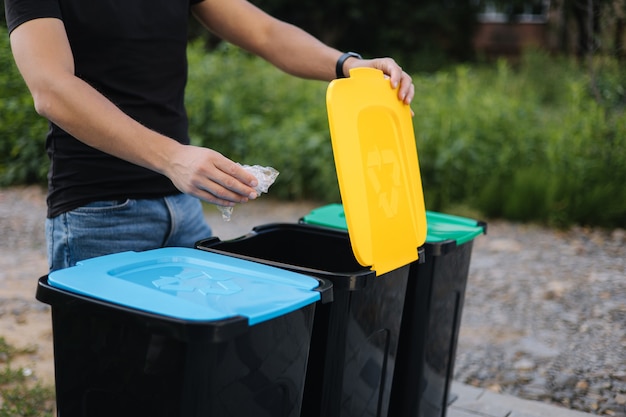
[
  {"left": 301, "top": 204, "right": 486, "bottom": 417},
  {"left": 196, "top": 223, "right": 420, "bottom": 417},
  {"left": 37, "top": 247, "right": 330, "bottom": 417},
  {"left": 196, "top": 67, "right": 427, "bottom": 417}
]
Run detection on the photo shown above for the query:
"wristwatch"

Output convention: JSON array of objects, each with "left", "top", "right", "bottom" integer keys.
[{"left": 335, "top": 52, "right": 362, "bottom": 78}]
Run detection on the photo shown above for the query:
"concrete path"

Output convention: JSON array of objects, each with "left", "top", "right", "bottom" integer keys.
[{"left": 448, "top": 382, "right": 598, "bottom": 417}]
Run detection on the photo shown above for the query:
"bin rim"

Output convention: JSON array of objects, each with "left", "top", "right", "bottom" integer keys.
[
  {"left": 424, "top": 211, "right": 487, "bottom": 246},
  {"left": 301, "top": 204, "right": 487, "bottom": 251},
  {"left": 44, "top": 247, "right": 326, "bottom": 326},
  {"left": 36, "top": 275, "right": 252, "bottom": 343},
  {"left": 195, "top": 223, "right": 377, "bottom": 292}
]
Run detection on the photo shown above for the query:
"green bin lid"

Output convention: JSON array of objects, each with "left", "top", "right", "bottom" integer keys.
[
  {"left": 302, "top": 204, "right": 485, "bottom": 246},
  {"left": 422, "top": 211, "right": 485, "bottom": 246}
]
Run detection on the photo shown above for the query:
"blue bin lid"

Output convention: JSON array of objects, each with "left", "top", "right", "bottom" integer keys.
[{"left": 48, "top": 247, "right": 322, "bottom": 326}]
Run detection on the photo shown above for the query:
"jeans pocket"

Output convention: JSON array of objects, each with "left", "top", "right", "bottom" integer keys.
[{"left": 72, "top": 199, "right": 132, "bottom": 214}]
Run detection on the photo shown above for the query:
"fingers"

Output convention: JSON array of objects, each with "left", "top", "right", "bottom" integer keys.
[
  {"left": 376, "top": 58, "right": 414, "bottom": 105},
  {"left": 397, "top": 71, "right": 414, "bottom": 105},
  {"left": 197, "top": 159, "right": 259, "bottom": 205},
  {"left": 349, "top": 57, "right": 415, "bottom": 106},
  {"left": 168, "top": 146, "right": 260, "bottom": 206}
]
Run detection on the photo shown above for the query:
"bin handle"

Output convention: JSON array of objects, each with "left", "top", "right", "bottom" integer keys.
[{"left": 314, "top": 278, "right": 334, "bottom": 304}]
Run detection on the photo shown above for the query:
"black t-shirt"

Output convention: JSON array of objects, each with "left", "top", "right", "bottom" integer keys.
[{"left": 5, "top": 0, "right": 203, "bottom": 217}]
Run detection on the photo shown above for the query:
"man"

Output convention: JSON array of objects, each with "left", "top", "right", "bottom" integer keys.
[{"left": 4, "top": 0, "right": 415, "bottom": 271}]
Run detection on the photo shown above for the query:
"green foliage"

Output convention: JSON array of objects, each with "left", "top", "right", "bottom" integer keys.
[
  {"left": 0, "top": 26, "right": 49, "bottom": 186},
  {"left": 414, "top": 49, "right": 626, "bottom": 227},
  {"left": 0, "top": 337, "right": 55, "bottom": 417},
  {"left": 1, "top": 31, "right": 625, "bottom": 227},
  {"left": 186, "top": 42, "right": 340, "bottom": 201}
]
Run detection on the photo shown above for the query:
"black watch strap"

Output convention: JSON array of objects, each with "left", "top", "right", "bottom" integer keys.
[{"left": 335, "top": 52, "right": 362, "bottom": 78}]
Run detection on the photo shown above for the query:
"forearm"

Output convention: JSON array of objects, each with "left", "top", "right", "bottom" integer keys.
[
  {"left": 10, "top": 18, "right": 179, "bottom": 177},
  {"left": 191, "top": 0, "right": 414, "bottom": 104},
  {"left": 27, "top": 71, "right": 256, "bottom": 204},
  {"left": 248, "top": 20, "right": 342, "bottom": 81},
  {"left": 33, "top": 73, "right": 179, "bottom": 177},
  {"left": 10, "top": 18, "right": 257, "bottom": 205},
  {"left": 192, "top": 0, "right": 342, "bottom": 81}
]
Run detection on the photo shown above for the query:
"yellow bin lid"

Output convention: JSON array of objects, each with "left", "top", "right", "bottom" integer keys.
[{"left": 326, "top": 67, "right": 427, "bottom": 275}]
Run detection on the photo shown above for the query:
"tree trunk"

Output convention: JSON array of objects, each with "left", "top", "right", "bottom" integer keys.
[{"left": 616, "top": 13, "right": 625, "bottom": 59}]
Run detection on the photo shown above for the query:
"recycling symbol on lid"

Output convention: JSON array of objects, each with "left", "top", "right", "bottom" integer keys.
[
  {"left": 152, "top": 269, "right": 242, "bottom": 295},
  {"left": 366, "top": 146, "right": 401, "bottom": 218}
]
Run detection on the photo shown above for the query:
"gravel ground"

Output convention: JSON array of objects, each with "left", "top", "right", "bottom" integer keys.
[
  {"left": 456, "top": 220, "right": 626, "bottom": 416},
  {"left": 0, "top": 186, "right": 624, "bottom": 415}
]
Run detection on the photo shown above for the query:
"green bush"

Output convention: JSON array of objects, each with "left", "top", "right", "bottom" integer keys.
[
  {"left": 413, "top": 49, "right": 626, "bottom": 227},
  {"left": 0, "top": 26, "right": 49, "bottom": 186},
  {"left": 2, "top": 31, "right": 625, "bottom": 227}
]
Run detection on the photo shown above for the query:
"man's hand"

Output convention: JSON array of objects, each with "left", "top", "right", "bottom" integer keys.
[
  {"left": 346, "top": 57, "right": 415, "bottom": 105},
  {"left": 166, "top": 145, "right": 259, "bottom": 207}
]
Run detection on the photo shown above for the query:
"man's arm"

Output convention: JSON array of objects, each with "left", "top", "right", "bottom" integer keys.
[
  {"left": 191, "top": 0, "right": 415, "bottom": 105},
  {"left": 9, "top": 17, "right": 259, "bottom": 206}
]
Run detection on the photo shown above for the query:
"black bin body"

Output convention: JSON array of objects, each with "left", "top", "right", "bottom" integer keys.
[
  {"left": 36, "top": 248, "right": 328, "bottom": 417},
  {"left": 389, "top": 238, "right": 478, "bottom": 417},
  {"left": 301, "top": 205, "right": 486, "bottom": 417},
  {"left": 196, "top": 223, "right": 411, "bottom": 417}
]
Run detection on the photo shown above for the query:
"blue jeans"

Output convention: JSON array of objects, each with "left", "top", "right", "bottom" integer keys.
[{"left": 46, "top": 194, "right": 212, "bottom": 272}]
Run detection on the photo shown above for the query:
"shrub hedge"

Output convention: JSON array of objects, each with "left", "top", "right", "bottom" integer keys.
[
  {"left": 0, "top": 26, "right": 48, "bottom": 186},
  {"left": 413, "top": 52, "right": 626, "bottom": 227},
  {"left": 1, "top": 29, "right": 624, "bottom": 228}
]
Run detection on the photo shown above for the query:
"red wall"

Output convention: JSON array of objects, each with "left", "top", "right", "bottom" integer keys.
[{"left": 472, "top": 22, "right": 549, "bottom": 58}]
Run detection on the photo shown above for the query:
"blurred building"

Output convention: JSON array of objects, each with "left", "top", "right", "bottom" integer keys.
[{"left": 472, "top": 0, "right": 554, "bottom": 58}]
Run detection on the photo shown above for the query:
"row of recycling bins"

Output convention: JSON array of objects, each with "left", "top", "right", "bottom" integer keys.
[{"left": 37, "top": 204, "right": 486, "bottom": 417}]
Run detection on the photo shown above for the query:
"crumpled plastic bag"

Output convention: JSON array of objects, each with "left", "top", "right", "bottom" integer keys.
[{"left": 218, "top": 164, "right": 279, "bottom": 221}]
